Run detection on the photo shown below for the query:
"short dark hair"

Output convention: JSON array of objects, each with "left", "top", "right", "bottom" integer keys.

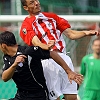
[
  {"left": 92, "top": 38, "right": 100, "bottom": 44},
  {"left": 20, "top": 0, "right": 27, "bottom": 6},
  {"left": 0, "top": 31, "right": 17, "bottom": 46}
]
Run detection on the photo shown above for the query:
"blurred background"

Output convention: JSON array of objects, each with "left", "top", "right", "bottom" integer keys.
[{"left": 0, "top": 0, "right": 100, "bottom": 99}]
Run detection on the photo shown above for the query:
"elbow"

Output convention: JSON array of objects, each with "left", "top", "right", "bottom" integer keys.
[
  {"left": 32, "top": 42, "right": 38, "bottom": 46},
  {"left": 2, "top": 77, "right": 9, "bottom": 82},
  {"left": 1, "top": 75, "right": 9, "bottom": 82},
  {"left": 70, "top": 37, "right": 75, "bottom": 40},
  {"left": 32, "top": 41, "right": 40, "bottom": 46},
  {"left": 3, "top": 80, "right": 8, "bottom": 82}
]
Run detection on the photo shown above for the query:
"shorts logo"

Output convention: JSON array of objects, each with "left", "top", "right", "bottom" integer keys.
[
  {"left": 22, "top": 28, "right": 27, "bottom": 34},
  {"left": 50, "top": 91, "right": 55, "bottom": 97}
]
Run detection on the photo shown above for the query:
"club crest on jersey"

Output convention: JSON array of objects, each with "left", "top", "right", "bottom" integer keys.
[
  {"left": 22, "top": 28, "right": 27, "bottom": 34},
  {"left": 48, "top": 22, "right": 52, "bottom": 29}
]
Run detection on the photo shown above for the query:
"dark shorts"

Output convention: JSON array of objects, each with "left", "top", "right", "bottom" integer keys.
[{"left": 13, "top": 89, "right": 49, "bottom": 100}]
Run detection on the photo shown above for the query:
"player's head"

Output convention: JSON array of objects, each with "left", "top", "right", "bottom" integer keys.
[
  {"left": 92, "top": 38, "right": 100, "bottom": 55},
  {"left": 20, "top": 0, "right": 41, "bottom": 16},
  {"left": 0, "top": 31, "right": 17, "bottom": 46},
  {"left": 0, "top": 31, "right": 17, "bottom": 54}
]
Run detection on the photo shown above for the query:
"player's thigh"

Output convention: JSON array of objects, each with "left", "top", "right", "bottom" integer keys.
[
  {"left": 60, "top": 68, "right": 77, "bottom": 95},
  {"left": 64, "top": 94, "right": 77, "bottom": 100},
  {"left": 42, "top": 59, "right": 62, "bottom": 100},
  {"left": 49, "top": 53, "right": 77, "bottom": 95},
  {"left": 57, "top": 53, "right": 75, "bottom": 71}
]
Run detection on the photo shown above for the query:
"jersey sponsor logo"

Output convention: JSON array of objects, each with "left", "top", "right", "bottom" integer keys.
[{"left": 22, "top": 28, "right": 27, "bottom": 34}]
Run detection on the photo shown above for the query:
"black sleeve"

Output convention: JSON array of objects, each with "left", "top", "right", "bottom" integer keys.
[
  {"left": 25, "top": 46, "right": 50, "bottom": 59},
  {"left": 2, "top": 56, "right": 10, "bottom": 72}
]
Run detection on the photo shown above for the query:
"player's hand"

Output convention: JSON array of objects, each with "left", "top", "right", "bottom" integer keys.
[
  {"left": 67, "top": 70, "right": 83, "bottom": 85},
  {"left": 84, "top": 30, "right": 99, "bottom": 36},
  {"left": 47, "top": 40, "right": 55, "bottom": 49},
  {"left": 13, "top": 55, "right": 27, "bottom": 67}
]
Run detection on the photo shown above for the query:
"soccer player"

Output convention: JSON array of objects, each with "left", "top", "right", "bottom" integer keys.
[
  {"left": 80, "top": 38, "right": 100, "bottom": 100},
  {"left": 19, "top": 0, "right": 99, "bottom": 100},
  {"left": 0, "top": 31, "right": 82, "bottom": 100}
]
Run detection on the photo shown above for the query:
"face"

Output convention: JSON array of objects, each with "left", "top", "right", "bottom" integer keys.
[
  {"left": 92, "top": 40, "right": 100, "bottom": 55},
  {"left": 24, "top": 0, "right": 41, "bottom": 15}
]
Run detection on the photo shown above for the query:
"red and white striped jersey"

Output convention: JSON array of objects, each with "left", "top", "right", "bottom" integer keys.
[{"left": 20, "top": 12, "right": 71, "bottom": 52}]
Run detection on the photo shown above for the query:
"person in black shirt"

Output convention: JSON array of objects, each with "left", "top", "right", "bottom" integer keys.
[{"left": 0, "top": 31, "right": 83, "bottom": 100}]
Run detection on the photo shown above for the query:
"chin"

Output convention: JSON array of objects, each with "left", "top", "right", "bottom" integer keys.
[
  {"left": 38, "top": 9, "right": 41, "bottom": 12},
  {"left": 36, "top": 10, "right": 41, "bottom": 14}
]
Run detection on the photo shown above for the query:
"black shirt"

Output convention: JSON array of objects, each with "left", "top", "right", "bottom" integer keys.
[{"left": 2, "top": 45, "right": 50, "bottom": 93}]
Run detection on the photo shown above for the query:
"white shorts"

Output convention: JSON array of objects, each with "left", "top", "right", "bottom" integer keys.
[{"left": 42, "top": 53, "right": 77, "bottom": 100}]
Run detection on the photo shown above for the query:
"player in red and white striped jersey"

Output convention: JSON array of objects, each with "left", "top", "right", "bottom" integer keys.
[
  {"left": 20, "top": 0, "right": 99, "bottom": 100},
  {"left": 20, "top": 12, "right": 70, "bottom": 53}
]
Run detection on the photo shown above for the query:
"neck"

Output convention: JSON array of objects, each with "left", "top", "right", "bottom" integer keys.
[
  {"left": 93, "top": 53, "right": 100, "bottom": 59},
  {"left": 7, "top": 45, "right": 18, "bottom": 57},
  {"left": 28, "top": 12, "right": 40, "bottom": 17}
]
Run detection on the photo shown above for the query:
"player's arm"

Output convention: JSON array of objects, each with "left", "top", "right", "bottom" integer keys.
[
  {"left": 53, "top": 14, "right": 99, "bottom": 39},
  {"left": 2, "top": 55, "right": 26, "bottom": 82},
  {"left": 50, "top": 51, "right": 71, "bottom": 74},
  {"left": 80, "top": 57, "right": 86, "bottom": 76},
  {"left": 63, "top": 28, "right": 99, "bottom": 40},
  {"left": 25, "top": 46, "right": 83, "bottom": 84},
  {"left": 32, "top": 35, "right": 54, "bottom": 50}
]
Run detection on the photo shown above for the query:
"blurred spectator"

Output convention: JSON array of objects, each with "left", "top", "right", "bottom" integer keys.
[{"left": 80, "top": 38, "right": 100, "bottom": 100}]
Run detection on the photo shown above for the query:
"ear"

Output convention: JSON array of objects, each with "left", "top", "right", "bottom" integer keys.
[
  {"left": 23, "top": 6, "right": 28, "bottom": 11},
  {"left": 1, "top": 43, "right": 7, "bottom": 49}
]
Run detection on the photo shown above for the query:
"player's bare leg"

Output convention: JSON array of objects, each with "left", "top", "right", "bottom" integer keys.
[
  {"left": 56, "top": 97, "right": 60, "bottom": 100},
  {"left": 64, "top": 94, "right": 77, "bottom": 100}
]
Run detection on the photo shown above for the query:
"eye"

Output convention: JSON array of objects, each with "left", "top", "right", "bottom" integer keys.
[{"left": 30, "top": 0, "right": 35, "bottom": 5}]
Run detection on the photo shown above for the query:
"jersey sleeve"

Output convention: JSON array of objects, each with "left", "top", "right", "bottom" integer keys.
[
  {"left": 53, "top": 13, "right": 71, "bottom": 33},
  {"left": 25, "top": 46, "right": 50, "bottom": 59},
  {"left": 20, "top": 20, "right": 36, "bottom": 46},
  {"left": 80, "top": 56, "right": 87, "bottom": 76}
]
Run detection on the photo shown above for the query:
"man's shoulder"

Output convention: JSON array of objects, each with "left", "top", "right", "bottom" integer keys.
[
  {"left": 18, "top": 45, "right": 28, "bottom": 52},
  {"left": 83, "top": 54, "right": 93, "bottom": 60},
  {"left": 22, "top": 16, "right": 36, "bottom": 25}
]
